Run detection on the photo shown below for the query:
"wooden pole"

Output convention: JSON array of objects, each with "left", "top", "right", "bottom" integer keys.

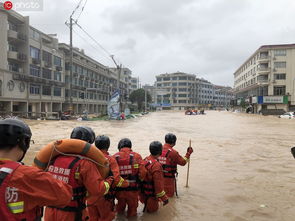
[{"left": 185, "top": 140, "right": 191, "bottom": 188}]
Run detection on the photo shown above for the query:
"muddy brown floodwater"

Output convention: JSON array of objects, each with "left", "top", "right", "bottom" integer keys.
[{"left": 23, "top": 111, "right": 295, "bottom": 221}]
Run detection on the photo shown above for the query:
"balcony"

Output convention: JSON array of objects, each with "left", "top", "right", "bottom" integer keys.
[
  {"left": 257, "top": 79, "right": 269, "bottom": 85},
  {"left": 257, "top": 67, "right": 270, "bottom": 74},
  {"left": 7, "top": 51, "right": 27, "bottom": 62},
  {"left": 31, "top": 58, "right": 41, "bottom": 65},
  {"left": 258, "top": 56, "right": 270, "bottom": 63},
  {"left": 8, "top": 30, "right": 27, "bottom": 43}
]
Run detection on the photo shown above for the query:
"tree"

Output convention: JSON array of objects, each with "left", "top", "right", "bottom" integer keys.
[{"left": 129, "top": 89, "right": 152, "bottom": 111}]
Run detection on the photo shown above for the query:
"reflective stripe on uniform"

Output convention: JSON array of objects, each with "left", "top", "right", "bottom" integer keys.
[
  {"left": 0, "top": 167, "right": 13, "bottom": 174},
  {"left": 75, "top": 172, "right": 80, "bottom": 179},
  {"left": 104, "top": 182, "right": 110, "bottom": 195},
  {"left": 116, "top": 177, "right": 124, "bottom": 187},
  {"left": 133, "top": 164, "right": 139, "bottom": 169},
  {"left": 183, "top": 157, "right": 189, "bottom": 162},
  {"left": 156, "top": 191, "right": 166, "bottom": 198},
  {"left": 8, "top": 201, "right": 24, "bottom": 214}
]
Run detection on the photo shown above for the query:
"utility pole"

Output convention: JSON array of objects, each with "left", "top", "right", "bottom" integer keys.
[
  {"left": 110, "top": 55, "right": 121, "bottom": 113},
  {"left": 144, "top": 87, "right": 147, "bottom": 112},
  {"left": 69, "top": 16, "right": 73, "bottom": 114}
]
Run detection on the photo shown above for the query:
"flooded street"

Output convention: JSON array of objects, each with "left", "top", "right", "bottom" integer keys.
[{"left": 24, "top": 111, "right": 295, "bottom": 221}]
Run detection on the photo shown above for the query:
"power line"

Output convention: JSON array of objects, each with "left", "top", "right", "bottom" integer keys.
[
  {"left": 75, "top": 22, "right": 112, "bottom": 58},
  {"left": 75, "top": 0, "right": 88, "bottom": 22}
]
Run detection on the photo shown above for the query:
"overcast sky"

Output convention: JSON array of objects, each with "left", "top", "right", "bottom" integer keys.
[{"left": 19, "top": 0, "right": 295, "bottom": 86}]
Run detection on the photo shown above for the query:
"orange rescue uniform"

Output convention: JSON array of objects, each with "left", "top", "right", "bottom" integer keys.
[
  {"left": 159, "top": 143, "right": 189, "bottom": 197},
  {"left": 140, "top": 155, "right": 168, "bottom": 213},
  {"left": 88, "top": 150, "right": 128, "bottom": 221},
  {"left": 44, "top": 158, "right": 109, "bottom": 221},
  {"left": 113, "top": 148, "right": 146, "bottom": 217},
  {"left": 0, "top": 159, "right": 72, "bottom": 220}
]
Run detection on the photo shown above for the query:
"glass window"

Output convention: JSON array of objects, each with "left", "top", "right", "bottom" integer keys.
[
  {"left": 172, "top": 83, "right": 177, "bottom": 86},
  {"left": 274, "top": 49, "right": 286, "bottom": 56},
  {"left": 30, "top": 84, "right": 40, "bottom": 94},
  {"left": 54, "top": 71, "right": 62, "bottom": 81},
  {"left": 274, "top": 62, "right": 286, "bottom": 68},
  {"left": 54, "top": 56, "right": 62, "bottom": 67},
  {"left": 178, "top": 88, "right": 187, "bottom": 92},
  {"left": 42, "top": 68, "right": 52, "bottom": 79},
  {"left": 179, "top": 76, "right": 187, "bottom": 80},
  {"left": 53, "top": 87, "right": 61, "bottom": 96},
  {"left": 156, "top": 78, "right": 162, "bottom": 81},
  {"left": 163, "top": 77, "right": 170, "bottom": 81},
  {"left": 178, "top": 100, "right": 187, "bottom": 103},
  {"left": 30, "top": 65, "right": 40, "bottom": 77},
  {"left": 29, "top": 28, "right": 40, "bottom": 41},
  {"left": 178, "top": 94, "right": 187, "bottom": 97},
  {"left": 42, "top": 50, "right": 52, "bottom": 64},
  {"left": 179, "top": 82, "right": 187, "bottom": 86},
  {"left": 30, "top": 46, "right": 40, "bottom": 59},
  {"left": 157, "top": 83, "right": 162, "bottom": 87},
  {"left": 273, "top": 86, "right": 286, "bottom": 95},
  {"left": 42, "top": 85, "right": 51, "bottom": 96},
  {"left": 172, "top": 77, "right": 177, "bottom": 80},
  {"left": 274, "top": 73, "right": 286, "bottom": 80}
]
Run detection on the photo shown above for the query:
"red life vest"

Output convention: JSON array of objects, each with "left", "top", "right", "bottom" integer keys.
[
  {"left": 47, "top": 156, "right": 86, "bottom": 218},
  {"left": 0, "top": 161, "right": 42, "bottom": 221},
  {"left": 114, "top": 152, "right": 139, "bottom": 191},
  {"left": 158, "top": 149, "right": 177, "bottom": 178},
  {"left": 141, "top": 158, "right": 157, "bottom": 197}
]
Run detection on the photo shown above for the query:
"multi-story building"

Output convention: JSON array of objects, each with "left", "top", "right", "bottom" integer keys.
[
  {"left": 195, "top": 78, "right": 214, "bottom": 106},
  {"left": 0, "top": 7, "right": 131, "bottom": 117},
  {"left": 213, "top": 86, "right": 234, "bottom": 107},
  {"left": 233, "top": 44, "right": 295, "bottom": 113},
  {"left": 131, "top": 77, "right": 139, "bottom": 92},
  {"left": 155, "top": 72, "right": 233, "bottom": 110}
]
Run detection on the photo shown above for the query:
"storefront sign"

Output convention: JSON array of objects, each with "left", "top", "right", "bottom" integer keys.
[
  {"left": 252, "top": 96, "right": 257, "bottom": 104},
  {"left": 263, "top": 96, "right": 288, "bottom": 104}
]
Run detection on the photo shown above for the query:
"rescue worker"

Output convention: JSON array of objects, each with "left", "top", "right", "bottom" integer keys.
[
  {"left": 158, "top": 133, "right": 193, "bottom": 197},
  {"left": 140, "top": 141, "right": 169, "bottom": 213},
  {"left": 88, "top": 135, "right": 129, "bottom": 221},
  {"left": 0, "top": 118, "right": 72, "bottom": 220},
  {"left": 44, "top": 126, "right": 114, "bottom": 221},
  {"left": 113, "top": 138, "right": 146, "bottom": 217}
]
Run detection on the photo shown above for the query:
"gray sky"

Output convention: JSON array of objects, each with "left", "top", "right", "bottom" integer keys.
[{"left": 20, "top": 0, "right": 295, "bottom": 86}]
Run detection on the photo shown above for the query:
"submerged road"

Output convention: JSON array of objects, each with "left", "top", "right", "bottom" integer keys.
[{"left": 25, "top": 111, "right": 295, "bottom": 221}]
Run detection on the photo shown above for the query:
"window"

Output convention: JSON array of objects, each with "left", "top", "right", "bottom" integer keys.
[
  {"left": 42, "top": 50, "right": 52, "bottom": 65},
  {"left": 163, "top": 77, "right": 170, "bottom": 81},
  {"left": 274, "top": 73, "right": 286, "bottom": 80},
  {"left": 178, "top": 88, "right": 187, "bottom": 92},
  {"left": 172, "top": 77, "right": 177, "bottom": 80},
  {"left": 274, "top": 62, "right": 286, "bottom": 68},
  {"left": 172, "top": 83, "right": 177, "bottom": 86},
  {"left": 274, "top": 49, "right": 286, "bottom": 56},
  {"left": 274, "top": 86, "right": 286, "bottom": 95},
  {"left": 53, "top": 87, "right": 61, "bottom": 96},
  {"left": 157, "top": 83, "right": 162, "bottom": 87},
  {"left": 29, "top": 28, "right": 40, "bottom": 41},
  {"left": 178, "top": 100, "right": 187, "bottom": 103},
  {"left": 65, "top": 76, "right": 70, "bottom": 83},
  {"left": 8, "top": 62, "right": 19, "bottom": 72},
  {"left": 42, "top": 68, "right": 52, "bottom": 79},
  {"left": 179, "top": 76, "right": 187, "bottom": 80},
  {"left": 8, "top": 44, "right": 18, "bottom": 52},
  {"left": 179, "top": 82, "right": 187, "bottom": 86},
  {"left": 30, "top": 46, "right": 40, "bottom": 59},
  {"left": 163, "top": 83, "right": 170, "bottom": 87},
  {"left": 30, "top": 84, "right": 40, "bottom": 94},
  {"left": 54, "top": 56, "right": 62, "bottom": 67},
  {"left": 8, "top": 22, "right": 17, "bottom": 31},
  {"left": 54, "top": 71, "right": 62, "bottom": 81},
  {"left": 178, "top": 94, "right": 187, "bottom": 97},
  {"left": 156, "top": 78, "right": 162, "bottom": 81},
  {"left": 42, "top": 86, "right": 51, "bottom": 95},
  {"left": 30, "top": 65, "right": 40, "bottom": 77}
]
